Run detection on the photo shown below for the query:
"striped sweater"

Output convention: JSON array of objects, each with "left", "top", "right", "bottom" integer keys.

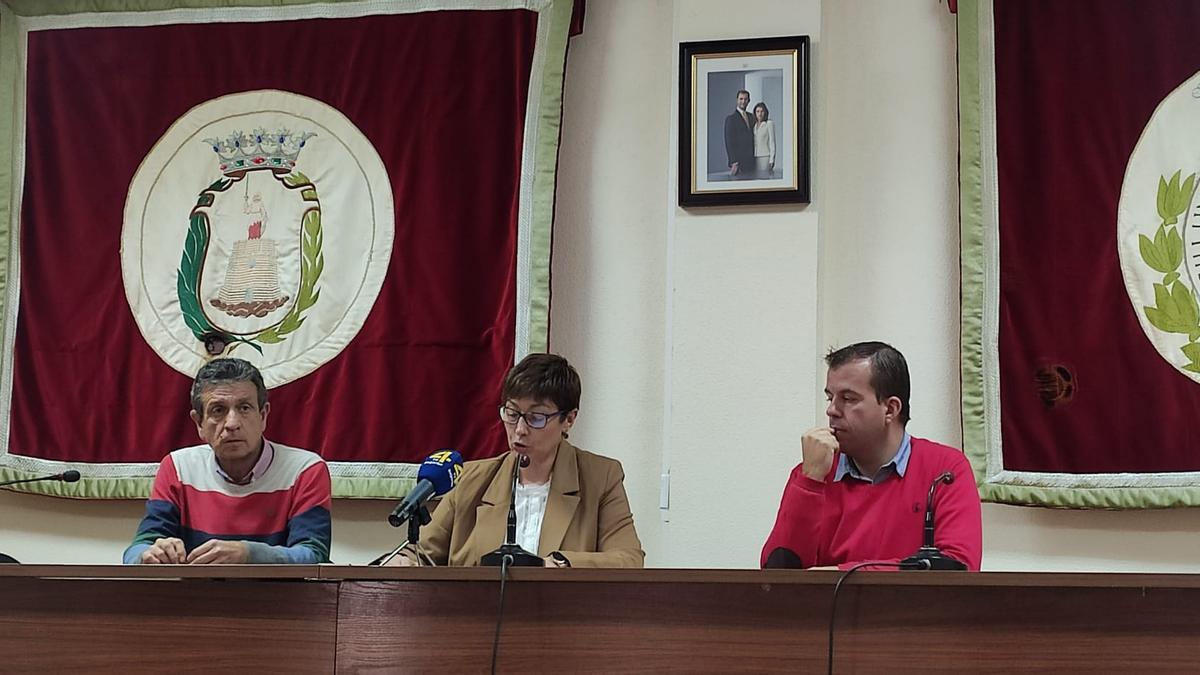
[{"left": 123, "top": 441, "right": 332, "bottom": 564}]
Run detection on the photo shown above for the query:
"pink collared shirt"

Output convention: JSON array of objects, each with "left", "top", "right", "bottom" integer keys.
[{"left": 214, "top": 440, "right": 275, "bottom": 485}]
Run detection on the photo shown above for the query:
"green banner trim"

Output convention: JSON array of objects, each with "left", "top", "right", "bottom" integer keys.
[
  {"left": 0, "top": 466, "right": 418, "bottom": 500},
  {"left": 0, "top": 467, "right": 152, "bottom": 499},
  {"left": 524, "top": 0, "right": 571, "bottom": 354},
  {"left": 958, "top": 0, "right": 987, "bottom": 490},
  {"left": 332, "top": 476, "right": 416, "bottom": 500},
  {"left": 0, "top": 5, "right": 17, "bottom": 353},
  {"left": 980, "top": 482, "right": 1200, "bottom": 509}
]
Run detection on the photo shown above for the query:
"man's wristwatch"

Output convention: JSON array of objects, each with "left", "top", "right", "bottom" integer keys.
[{"left": 548, "top": 551, "right": 571, "bottom": 568}]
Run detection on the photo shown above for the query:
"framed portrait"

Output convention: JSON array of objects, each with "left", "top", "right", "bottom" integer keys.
[{"left": 678, "top": 36, "right": 810, "bottom": 207}]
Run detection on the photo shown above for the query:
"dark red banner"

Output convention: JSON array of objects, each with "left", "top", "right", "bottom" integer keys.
[
  {"left": 995, "top": 0, "right": 1200, "bottom": 473},
  {"left": 13, "top": 10, "right": 537, "bottom": 466}
]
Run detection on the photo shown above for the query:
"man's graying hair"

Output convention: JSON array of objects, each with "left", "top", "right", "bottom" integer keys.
[{"left": 190, "top": 358, "right": 268, "bottom": 414}]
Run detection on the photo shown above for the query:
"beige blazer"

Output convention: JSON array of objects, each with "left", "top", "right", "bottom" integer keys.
[{"left": 413, "top": 440, "right": 644, "bottom": 568}]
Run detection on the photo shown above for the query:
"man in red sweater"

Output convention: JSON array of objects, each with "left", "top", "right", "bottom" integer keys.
[{"left": 761, "top": 342, "right": 982, "bottom": 570}]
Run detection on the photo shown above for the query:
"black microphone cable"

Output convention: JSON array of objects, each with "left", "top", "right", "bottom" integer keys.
[
  {"left": 489, "top": 452, "right": 534, "bottom": 674},
  {"left": 490, "top": 553, "right": 515, "bottom": 675},
  {"left": 827, "top": 560, "right": 921, "bottom": 675}
]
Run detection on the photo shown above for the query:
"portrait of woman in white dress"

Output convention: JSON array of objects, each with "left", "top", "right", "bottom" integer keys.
[{"left": 752, "top": 102, "right": 776, "bottom": 179}]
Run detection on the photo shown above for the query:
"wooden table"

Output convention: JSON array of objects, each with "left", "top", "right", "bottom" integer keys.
[{"left": 1, "top": 566, "right": 1197, "bottom": 673}]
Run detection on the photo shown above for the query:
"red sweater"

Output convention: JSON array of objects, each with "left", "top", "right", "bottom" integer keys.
[{"left": 760, "top": 437, "right": 983, "bottom": 570}]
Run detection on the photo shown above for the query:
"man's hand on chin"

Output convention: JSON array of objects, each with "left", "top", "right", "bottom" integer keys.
[
  {"left": 801, "top": 426, "right": 839, "bottom": 481},
  {"left": 186, "top": 539, "right": 249, "bottom": 564}
]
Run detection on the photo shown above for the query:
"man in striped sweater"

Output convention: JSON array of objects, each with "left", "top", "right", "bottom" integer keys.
[
  {"left": 761, "top": 341, "right": 982, "bottom": 571},
  {"left": 123, "top": 358, "right": 331, "bottom": 564}
]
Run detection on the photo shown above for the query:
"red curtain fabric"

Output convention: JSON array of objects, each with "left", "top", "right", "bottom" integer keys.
[
  {"left": 13, "top": 10, "right": 538, "bottom": 465},
  {"left": 994, "top": 0, "right": 1200, "bottom": 473},
  {"left": 569, "top": 0, "right": 585, "bottom": 35}
]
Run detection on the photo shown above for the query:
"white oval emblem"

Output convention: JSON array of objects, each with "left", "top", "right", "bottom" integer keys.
[{"left": 123, "top": 90, "right": 393, "bottom": 387}]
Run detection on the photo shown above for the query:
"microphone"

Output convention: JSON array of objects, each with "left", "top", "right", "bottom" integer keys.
[
  {"left": 388, "top": 450, "right": 464, "bottom": 527},
  {"left": 901, "top": 471, "right": 967, "bottom": 570},
  {"left": 0, "top": 469, "right": 81, "bottom": 488},
  {"left": 480, "top": 452, "right": 543, "bottom": 567},
  {"left": 507, "top": 453, "right": 530, "bottom": 546}
]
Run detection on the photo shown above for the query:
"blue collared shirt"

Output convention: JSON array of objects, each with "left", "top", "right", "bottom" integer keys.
[{"left": 834, "top": 432, "right": 912, "bottom": 485}]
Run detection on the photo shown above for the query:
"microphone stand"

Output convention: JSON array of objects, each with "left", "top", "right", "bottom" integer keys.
[
  {"left": 901, "top": 471, "right": 967, "bottom": 571},
  {"left": 480, "top": 453, "right": 542, "bottom": 568},
  {"left": 376, "top": 504, "right": 433, "bottom": 567}
]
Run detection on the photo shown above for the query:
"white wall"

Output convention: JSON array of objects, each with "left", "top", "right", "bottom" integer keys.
[
  {"left": 818, "top": 2, "right": 962, "bottom": 448},
  {"left": 548, "top": 0, "right": 672, "bottom": 564},
  {"left": 2, "top": 0, "right": 1199, "bottom": 571},
  {"left": 655, "top": 0, "right": 820, "bottom": 568}
]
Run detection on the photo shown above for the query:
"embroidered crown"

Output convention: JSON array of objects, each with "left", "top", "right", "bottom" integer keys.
[{"left": 202, "top": 128, "right": 316, "bottom": 175}]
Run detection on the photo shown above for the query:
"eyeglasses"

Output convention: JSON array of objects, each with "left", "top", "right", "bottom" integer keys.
[{"left": 498, "top": 405, "right": 568, "bottom": 429}]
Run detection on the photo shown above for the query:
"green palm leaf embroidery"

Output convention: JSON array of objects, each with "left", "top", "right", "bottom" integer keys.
[
  {"left": 1140, "top": 171, "right": 1200, "bottom": 370},
  {"left": 178, "top": 185, "right": 227, "bottom": 340}
]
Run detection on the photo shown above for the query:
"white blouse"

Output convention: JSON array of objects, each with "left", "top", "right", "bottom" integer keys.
[
  {"left": 514, "top": 479, "right": 552, "bottom": 554},
  {"left": 754, "top": 119, "right": 776, "bottom": 163}
]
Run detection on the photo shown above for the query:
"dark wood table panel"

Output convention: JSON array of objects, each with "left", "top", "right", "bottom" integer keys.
[
  {"left": 0, "top": 567, "right": 1198, "bottom": 673},
  {"left": 0, "top": 576, "right": 338, "bottom": 673},
  {"left": 334, "top": 569, "right": 1200, "bottom": 673},
  {"left": 835, "top": 583, "right": 1200, "bottom": 673},
  {"left": 336, "top": 577, "right": 824, "bottom": 673}
]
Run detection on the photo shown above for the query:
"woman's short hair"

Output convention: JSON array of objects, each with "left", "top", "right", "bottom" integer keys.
[
  {"left": 753, "top": 102, "right": 770, "bottom": 120},
  {"left": 500, "top": 353, "right": 581, "bottom": 412}
]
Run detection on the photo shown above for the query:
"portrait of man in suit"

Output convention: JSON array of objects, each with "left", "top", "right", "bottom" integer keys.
[{"left": 723, "top": 89, "right": 756, "bottom": 179}]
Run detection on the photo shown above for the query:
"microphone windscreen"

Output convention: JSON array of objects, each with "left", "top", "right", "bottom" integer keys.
[
  {"left": 60, "top": 470, "right": 81, "bottom": 483},
  {"left": 763, "top": 547, "right": 804, "bottom": 569},
  {"left": 416, "top": 450, "right": 464, "bottom": 496}
]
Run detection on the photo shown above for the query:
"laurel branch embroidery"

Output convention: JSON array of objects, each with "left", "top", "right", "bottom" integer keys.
[
  {"left": 1138, "top": 170, "right": 1200, "bottom": 372},
  {"left": 177, "top": 172, "right": 324, "bottom": 354}
]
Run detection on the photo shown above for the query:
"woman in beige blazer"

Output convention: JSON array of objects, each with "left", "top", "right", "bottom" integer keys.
[{"left": 391, "top": 353, "right": 644, "bottom": 568}]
